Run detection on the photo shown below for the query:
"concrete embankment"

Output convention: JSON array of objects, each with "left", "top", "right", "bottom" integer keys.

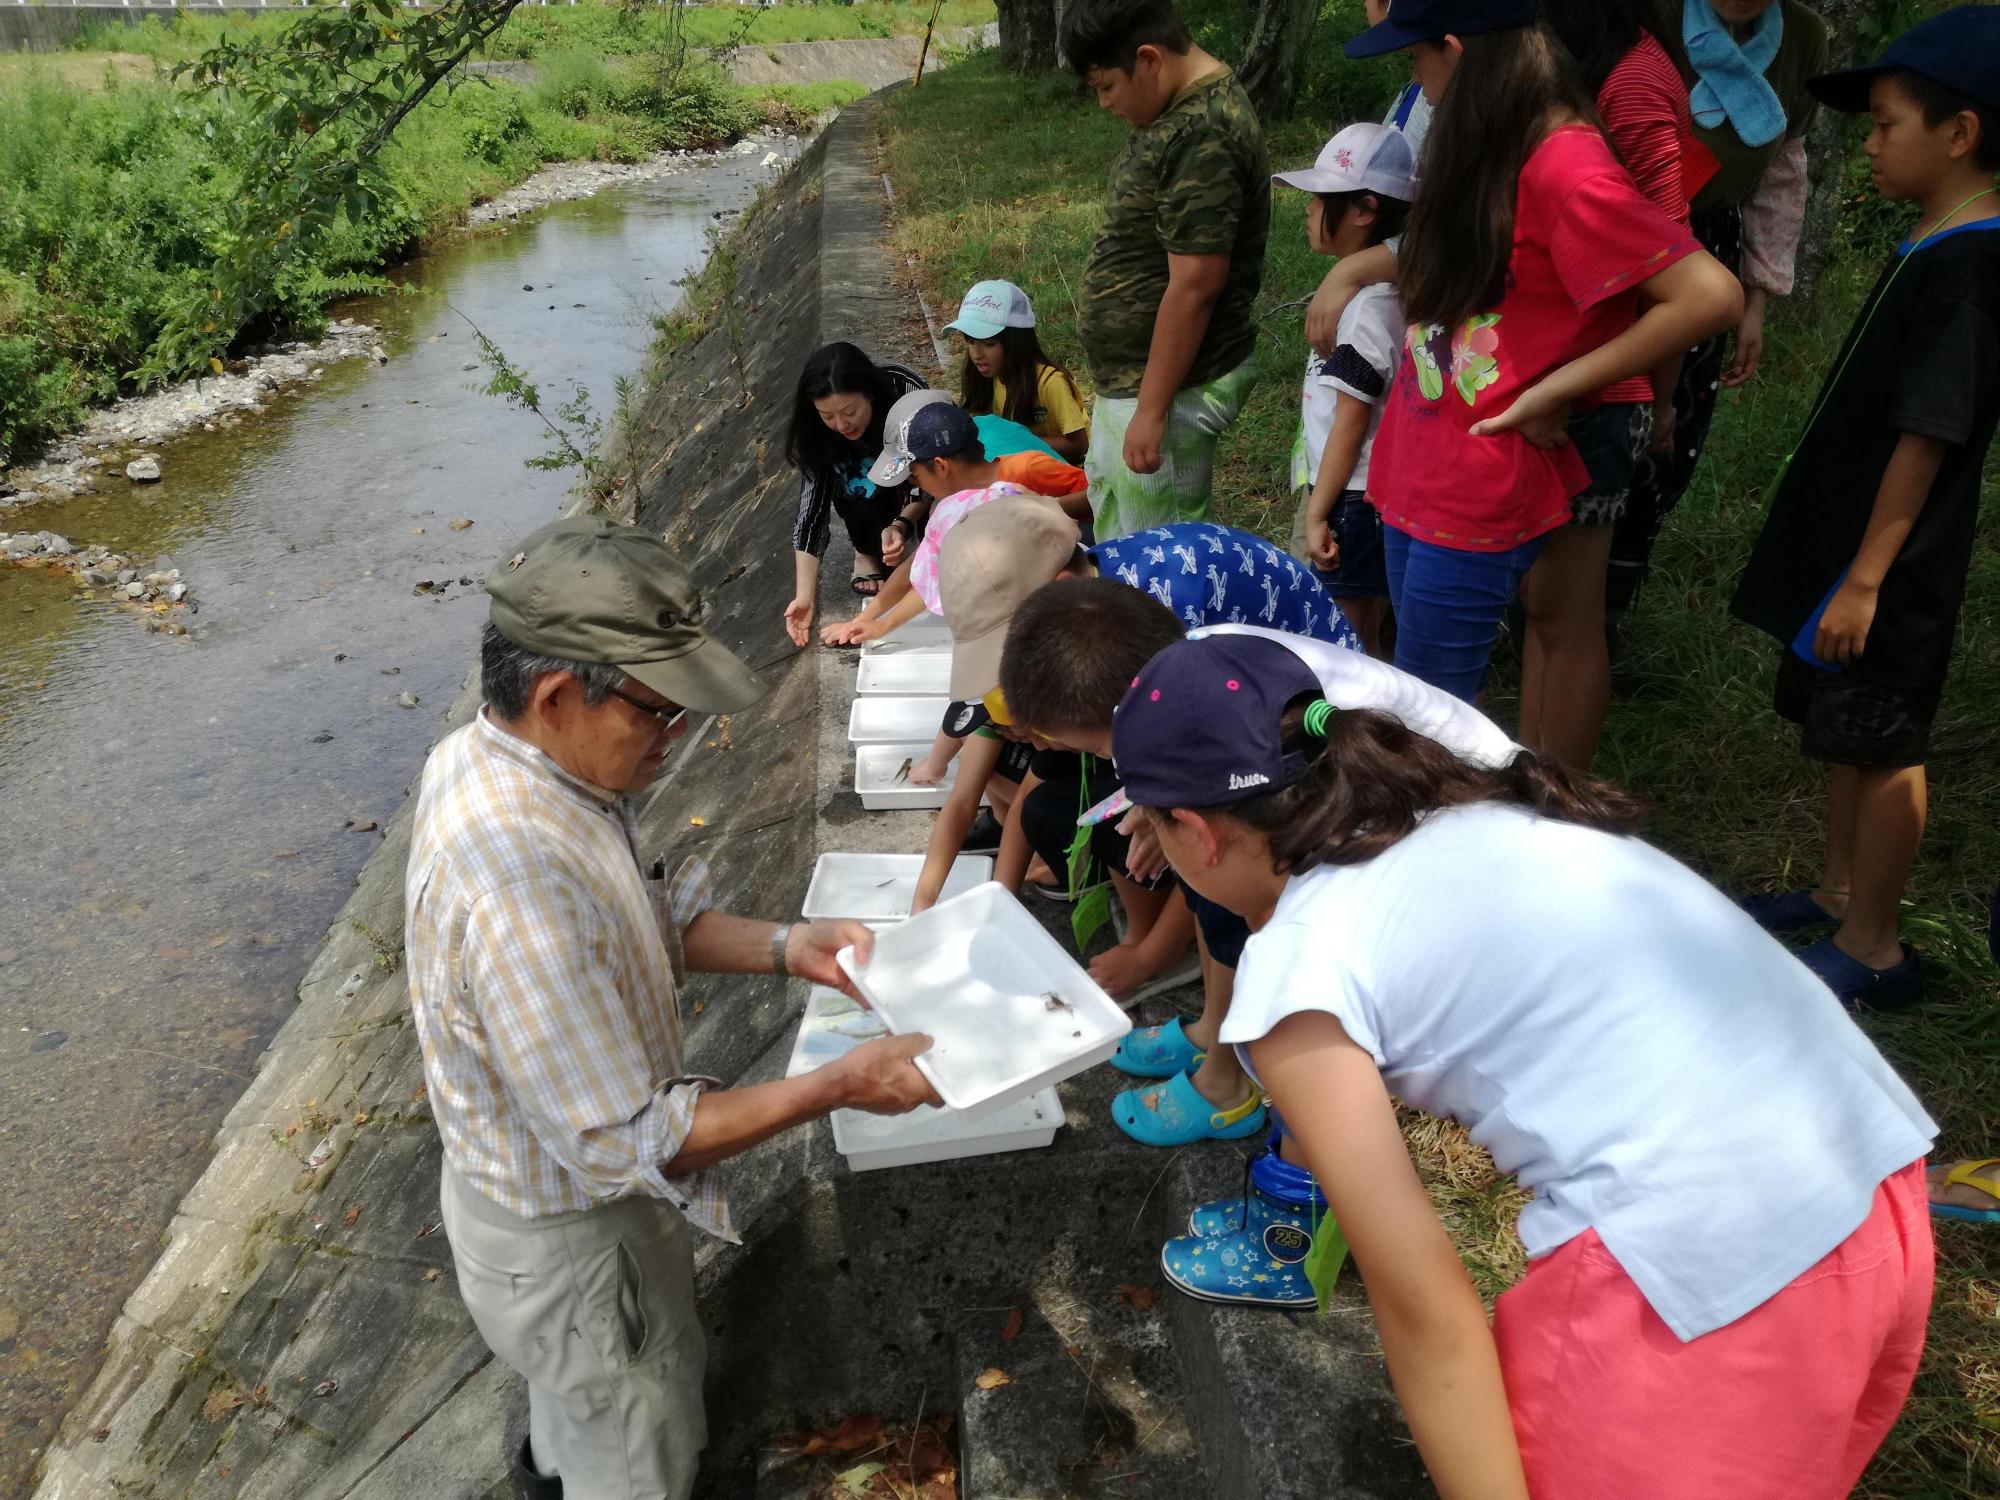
[{"left": 33, "top": 91, "right": 1430, "bottom": 1500}]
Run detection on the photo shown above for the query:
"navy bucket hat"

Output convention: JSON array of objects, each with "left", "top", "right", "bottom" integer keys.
[
  {"left": 1344, "top": 0, "right": 1541, "bottom": 60},
  {"left": 1808, "top": 6, "right": 2000, "bottom": 115}
]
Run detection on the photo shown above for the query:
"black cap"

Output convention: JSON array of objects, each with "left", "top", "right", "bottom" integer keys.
[
  {"left": 1344, "top": 0, "right": 1541, "bottom": 60},
  {"left": 1111, "top": 634, "right": 1324, "bottom": 810},
  {"left": 1808, "top": 6, "right": 2000, "bottom": 114},
  {"left": 904, "top": 402, "right": 981, "bottom": 464}
]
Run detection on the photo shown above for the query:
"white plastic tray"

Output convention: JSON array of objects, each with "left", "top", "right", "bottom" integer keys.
[
  {"left": 784, "top": 986, "right": 1062, "bottom": 1171},
  {"left": 848, "top": 696, "right": 948, "bottom": 745},
  {"left": 863, "top": 612, "right": 953, "bottom": 653},
  {"left": 854, "top": 743, "right": 991, "bottom": 811},
  {"left": 801, "top": 852, "right": 992, "bottom": 921},
  {"left": 856, "top": 651, "right": 953, "bottom": 698},
  {"left": 837, "top": 882, "right": 1130, "bottom": 1119}
]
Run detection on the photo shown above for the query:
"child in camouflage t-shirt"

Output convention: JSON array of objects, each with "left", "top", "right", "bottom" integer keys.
[{"left": 1060, "top": 0, "right": 1270, "bottom": 540}]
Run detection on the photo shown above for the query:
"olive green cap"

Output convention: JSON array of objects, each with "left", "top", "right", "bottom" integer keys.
[{"left": 485, "top": 517, "right": 766, "bottom": 714}]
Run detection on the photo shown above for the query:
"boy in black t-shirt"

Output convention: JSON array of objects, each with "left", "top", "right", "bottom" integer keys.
[{"left": 1731, "top": 7, "right": 2000, "bottom": 1010}]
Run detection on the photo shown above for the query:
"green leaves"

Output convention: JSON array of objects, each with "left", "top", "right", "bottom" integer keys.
[{"left": 148, "top": 0, "right": 528, "bottom": 386}]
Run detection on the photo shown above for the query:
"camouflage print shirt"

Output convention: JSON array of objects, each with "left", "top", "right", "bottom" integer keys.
[{"left": 1079, "top": 68, "right": 1270, "bottom": 400}]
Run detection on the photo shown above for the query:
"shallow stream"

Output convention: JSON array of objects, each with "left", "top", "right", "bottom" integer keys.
[{"left": 0, "top": 149, "right": 779, "bottom": 1487}]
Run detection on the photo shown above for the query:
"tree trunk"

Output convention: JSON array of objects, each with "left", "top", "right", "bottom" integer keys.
[
  {"left": 1794, "top": 0, "right": 1869, "bottom": 304},
  {"left": 1236, "top": 0, "right": 1321, "bottom": 120},
  {"left": 997, "top": 0, "right": 1061, "bottom": 74}
]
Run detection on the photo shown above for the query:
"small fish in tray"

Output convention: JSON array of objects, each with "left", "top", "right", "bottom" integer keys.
[{"left": 892, "top": 756, "right": 914, "bottom": 785}]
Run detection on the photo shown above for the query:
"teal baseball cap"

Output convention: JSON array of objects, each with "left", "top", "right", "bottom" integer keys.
[{"left": 944, "top": 280, "right": 1036, "bottom": 341}]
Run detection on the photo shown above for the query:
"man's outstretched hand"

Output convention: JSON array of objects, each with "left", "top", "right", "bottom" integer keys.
[
  {"left": 833, "top": 1033, "right": 942, "bottom": 1114},
  {"left": 787, "top": 919, "right": 875, "bottom": 996}
]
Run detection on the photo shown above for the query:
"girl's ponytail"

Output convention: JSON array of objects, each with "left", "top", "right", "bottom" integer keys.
[{"left": 1219, "top": 700, "right": 1648, "bottom": 874}]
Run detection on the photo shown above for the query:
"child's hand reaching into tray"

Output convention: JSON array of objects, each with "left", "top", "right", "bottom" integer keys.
[{"left": 833, "top": 1033, "right": 944, "bottom": 1114}]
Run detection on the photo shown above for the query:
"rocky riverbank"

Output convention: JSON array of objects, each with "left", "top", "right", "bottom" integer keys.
[
  {"left": 0, "top": 321, "right": 385, "bottom": 512},
  {"left": 466, "top": 131, "right": 792, "bottom": 225},
  {"left": 0, "top": 529, "right": 196, "bottom": 631}
]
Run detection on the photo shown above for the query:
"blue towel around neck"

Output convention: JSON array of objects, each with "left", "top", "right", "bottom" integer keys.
[{"left": 1684, "top": 0, "right": 1787, "bottom": 149}]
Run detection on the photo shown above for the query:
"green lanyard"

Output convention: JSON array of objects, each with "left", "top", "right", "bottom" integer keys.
[
  {"left": 1066, "top": 754, "right": 1113, "bottom": 949},
  {"left": 1767, "top": 187, "right": 1998, "bottom": 494}
]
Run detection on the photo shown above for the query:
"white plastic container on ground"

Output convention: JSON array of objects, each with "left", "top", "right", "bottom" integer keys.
[
  {"left": 854, "top": 742, "right": 991, "bottom": 811},
  {"left": 862, "top": 611, "right": 953, "bottom": 651},
  {"left": 847, "top": 695, "right": 948, "bottom": 745},
  {"left": 855, "top": 651, "right": 953, "bottom": 697},
  {"left": 837, "top": 882, "right": 1130, "bottom": 1119},
  {"left": 785, "top": 986, "right": 1063, "bottom": 1171},
  {"left": 801, "top": 852, "right": 993, "bottom": 922}
]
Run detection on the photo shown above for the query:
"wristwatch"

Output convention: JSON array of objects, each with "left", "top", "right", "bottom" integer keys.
[{"left": 771, "top": 923, "right": 793, "bottom": 978}]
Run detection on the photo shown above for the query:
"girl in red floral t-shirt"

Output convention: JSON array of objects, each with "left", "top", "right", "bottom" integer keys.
[{"left": 1348, "top": 3, "right": 1741, "bottom": 705}]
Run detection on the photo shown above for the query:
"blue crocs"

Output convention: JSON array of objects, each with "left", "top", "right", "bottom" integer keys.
[
  {"left": 1112, "top": 1017, "right": 1204, "bottom": 1078},
  {"left": 1739, "top": 887, "right": 1839, "bottom": 937},
  {"left": 1162, "top": 1152, "right": 1327, "bottom": 1308},
  {"left": 1111, "top": 1068, "right": 1265, "bottom": 1147},
  {"left": 1798, "top": 936, "right": 1924, "bottom": 1011}
]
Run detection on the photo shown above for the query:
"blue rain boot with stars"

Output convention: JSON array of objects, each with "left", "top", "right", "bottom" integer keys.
[{"left": 1161, "top": 1145, "right": 1323, "bottom": 1308}]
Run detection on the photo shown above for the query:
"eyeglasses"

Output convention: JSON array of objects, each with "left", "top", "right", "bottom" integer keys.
[{"left": 606, "top": 686, "right": 689, "bottom": 734}]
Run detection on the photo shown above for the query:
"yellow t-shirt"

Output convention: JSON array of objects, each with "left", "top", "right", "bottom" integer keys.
[{"left": 990, "top": 364, "right": 1089, "bottom": 446}]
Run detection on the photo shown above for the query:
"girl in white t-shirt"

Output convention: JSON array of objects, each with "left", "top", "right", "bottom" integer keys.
[{"left": 1108, "top": 629, "right": 1935, "bottom": 1500}]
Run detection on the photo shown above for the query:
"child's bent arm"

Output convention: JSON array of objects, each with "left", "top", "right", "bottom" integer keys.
[
  {"left": 913, "top": 736, "right": 1003, "bottom": 911},
  {"left": 1250, "top": 1014, "right": 1529, "bottom": 1500},
  {"left": 1469, "top": 252, "right": 1742, "bottom": 441},
  {"left": 1127, "top": 253, "right": 1231, "bottom": 473},
  {"left": 1816, "top": 431, "right": 1947, "bottom": 667},
  {"left": 1306, "top": 243, "right": 1398, "bottom": 355},
  {"left": 1311, "top": 396, "right": 1372, "bottom": 514},
  {"left": 993, "top": 765, "right": 1041, "bottom": 891}
]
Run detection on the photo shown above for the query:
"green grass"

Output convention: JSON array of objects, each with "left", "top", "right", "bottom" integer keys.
[
  {"left": 0, "top": 42, "right": 770, "bottom": 462},
  {"left": 71, "top": 2, "right": 996, "bottom": 65},
  {"left": 882, "top": 45, "right": 2000, "bottom": 1500}
]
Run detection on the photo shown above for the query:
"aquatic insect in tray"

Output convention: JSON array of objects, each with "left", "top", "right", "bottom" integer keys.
[{"left": 1042, "top": 991, "right": 1073, "bottom": 1013}]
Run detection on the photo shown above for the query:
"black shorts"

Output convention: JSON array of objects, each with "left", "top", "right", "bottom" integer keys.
[
  {"left": 1018, "top": 753, "right": 1169, "bottom": 890},
  {"left": 1773, "top": 650, "right": 1938, "bottom": 769},
  {"left": 1184, "top": 887, "right": 1249, "bottom": 968}
]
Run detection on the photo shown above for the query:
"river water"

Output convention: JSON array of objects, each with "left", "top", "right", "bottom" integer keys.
[{"left": 0, "top": 149, "right": 780, "bottom": 1491}]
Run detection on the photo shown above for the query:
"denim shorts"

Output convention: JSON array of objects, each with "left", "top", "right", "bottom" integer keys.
[
  {"left": 1567, "top": 403, "right": 1653, "bottom": 527},
  {"left": 1288, "top": 486, "right": 1389, "bottom": 598}
]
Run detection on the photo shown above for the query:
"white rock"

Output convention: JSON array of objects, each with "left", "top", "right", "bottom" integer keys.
[
  {"left": 123, "top": 582, "right": 147, "bottom": 600},
  {"left": 126, "top": 457, "right": 162, "bottom": 483},
  {"left": 396, "top": 692, "right": 420, "bottom": 709}
]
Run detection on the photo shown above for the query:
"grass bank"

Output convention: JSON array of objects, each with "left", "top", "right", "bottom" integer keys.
[
  {"left": 70, "top": 1, "right": 995, "bottom": 64},
  {"left": 880, "top": 42, "right": 2000, "bottom": 1500},
  {"left": 0, "top": 35, "right": 859, "bottom": 466}
]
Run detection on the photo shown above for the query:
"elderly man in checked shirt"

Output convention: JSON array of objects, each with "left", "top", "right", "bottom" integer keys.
[{"left": 408, "top": 518, "right": 938, "bottom": 1500}]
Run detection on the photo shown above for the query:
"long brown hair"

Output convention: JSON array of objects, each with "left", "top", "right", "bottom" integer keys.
[
  {"left": 1398, "top": 25, "right": 1604, "bottom": 330},
  {"left": 959, "top": 326, "right": 1082, "bottom": 434},
  {"left": 1214, "top": 702, "right": 1649, "bottom": 875}
]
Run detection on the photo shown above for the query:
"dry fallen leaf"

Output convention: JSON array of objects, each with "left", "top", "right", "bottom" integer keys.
[
  {"left": 1116, "top": 1283, "right": 1157, "bottom": 1312},
  {"left": 408, "top": 1083, "right": 428, "bottom": 1103},
  {"left": 447, "top": 517, "right": 474, "bottom": 531},
  {"left": 341, "top": 1204, "right": 363, "bottom": 1228},
  {"left": 828, "top": 1413, "right": 883, "bottom": 1453},
  {"left": 833, "top": 1460, "right": 886, "bottom": 1496},
  {"left": 347, "top": 819, "right": 378, "bottom": 833},
  {"left": 199, "top": 1389, "right": 247, "bottom": 1423},
  {"left": 688, "top": 815, "right": 705, "bottom": 827},
  {"left": 422, "top": 1267, "right": 442, "bottom": 1283},
  {"left": 1000, "top": 1307, "right": 1023, "bottom": 1342},
  {"left": 973, "top": 1368, "right": 1011, "bottom": 1391},
  {"left": 415, "top": 1221, "right": 439, "bottom": 1238},
  {"left": 311, "top": 1378, "right": 339, "bottom": 1398},
  {"left": 352, "top": 1112, "right": 370, "bottom": 1126}
]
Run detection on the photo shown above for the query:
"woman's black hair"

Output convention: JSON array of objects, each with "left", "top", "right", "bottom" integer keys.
[
  {"left": 785, "top": 342, "right": 899, "bottom": 492},
  {"left": 1315, "top": 188, "right": 1411, "bottom": 249},
  {"left": 1542, "top": 0, "right": 1692, "bottom": 94},
  {"left": 1398, "top": 25, "right": 1606, "bottom": 330},
  {"left": 958, "top": 326, "right": 1083, "bottom": 433},
  {"left": 1060, "top": 0, "right": 1191, "bottom": 79},
  {"left": 1184, "top": 700, "right": 1648, "bottom": 874},
  {"left": 1888, "top": 69, "right": 2000, "bottom": 172}
]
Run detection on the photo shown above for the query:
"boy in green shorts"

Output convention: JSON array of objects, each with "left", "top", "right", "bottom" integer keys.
[{"left": 1061, "top": 0, "right": 1269, "bottom": 540}]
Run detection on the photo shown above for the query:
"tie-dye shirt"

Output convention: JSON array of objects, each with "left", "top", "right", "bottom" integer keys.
[{"left": 1088, "top": 522, "right": 1359, "bottom": 648}]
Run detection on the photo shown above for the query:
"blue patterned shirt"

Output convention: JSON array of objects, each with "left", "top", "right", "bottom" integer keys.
[{"left": 1088, "top": 522, "right": 1360, "bottom": 649}]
